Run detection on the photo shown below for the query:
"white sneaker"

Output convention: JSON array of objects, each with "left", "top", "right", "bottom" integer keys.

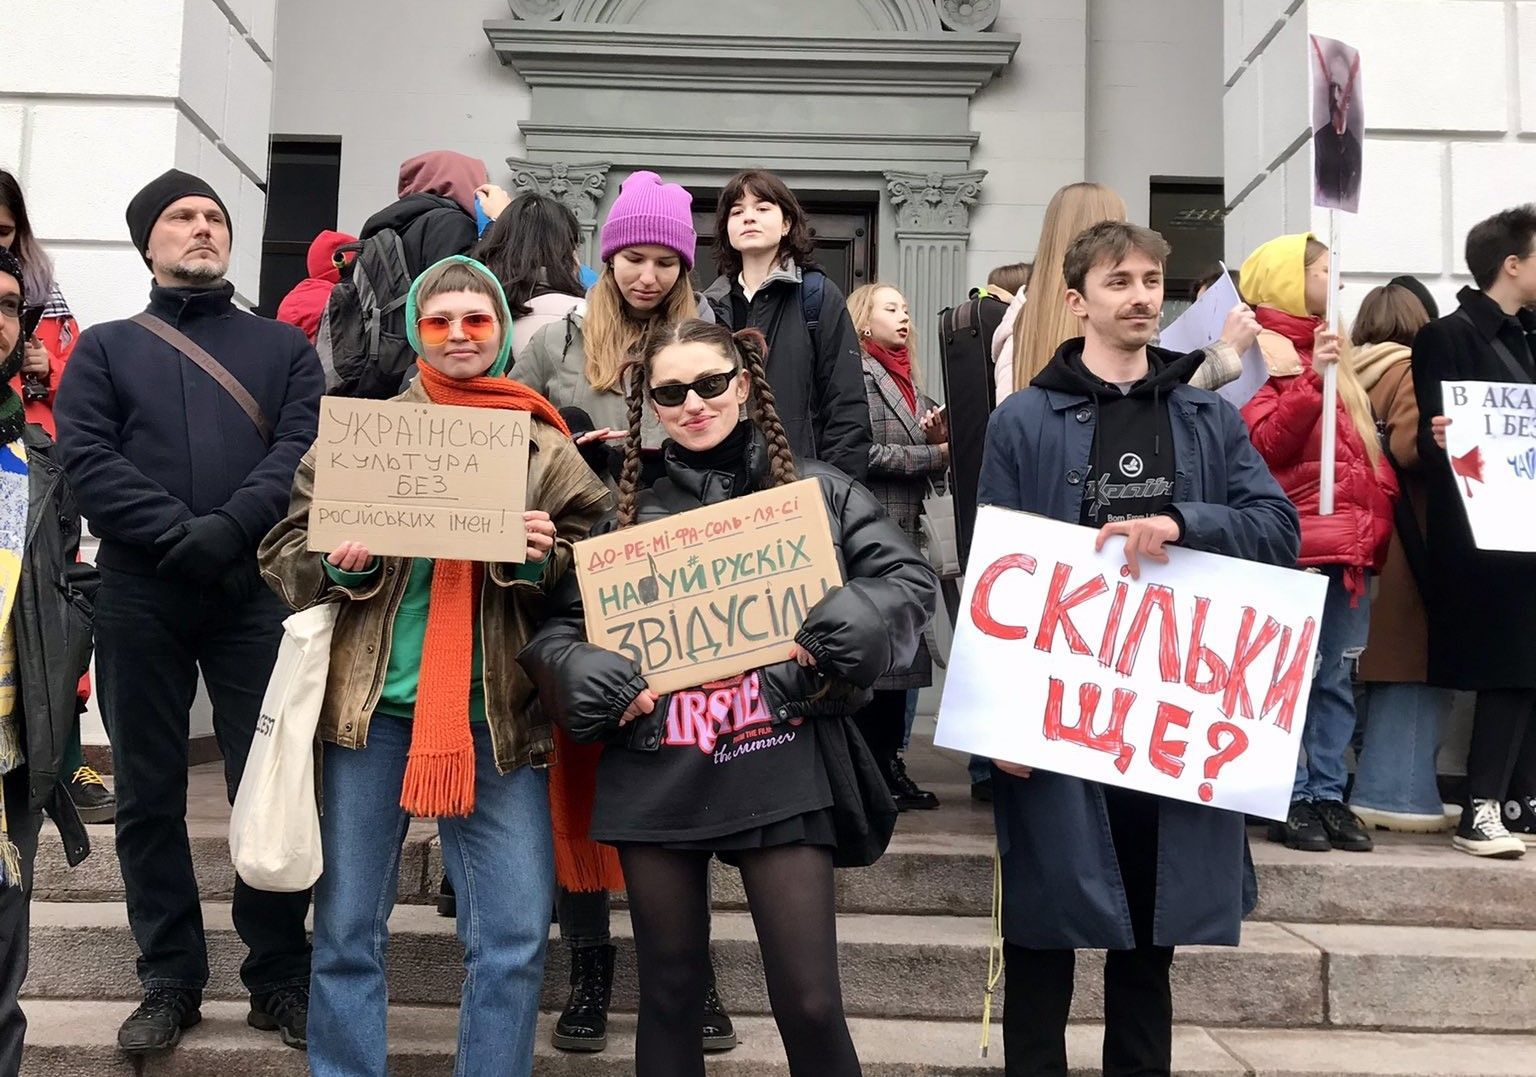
[
  {"left": 1352, "top": 804, "right": 1452, "bottom": 833},
  {"left": 1452, "top": 799, "right": 1526, "bottom": 859}
]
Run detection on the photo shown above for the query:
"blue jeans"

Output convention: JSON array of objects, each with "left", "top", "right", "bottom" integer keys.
[
  {"left": 1351, "top": 683, "right": 1451, "bottom": 816},
  {"left": 1293, "top": 568, "right": 1371, "bottom": 803},
  {"left": 309, "top": 715, "right": 552, "bottom": 1077}
]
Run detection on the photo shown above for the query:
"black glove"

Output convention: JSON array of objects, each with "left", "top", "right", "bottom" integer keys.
[{"left": 155, "top": 513, "right": 248, "bottom": 585}]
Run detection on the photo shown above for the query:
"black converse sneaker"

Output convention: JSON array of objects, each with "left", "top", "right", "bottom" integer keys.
[
  {"left": 1504, "top": 795, "right": 1536, "bottom": 844},
  {"left": 1453, "top": 798, "right": 1526, "bottom": 859}
]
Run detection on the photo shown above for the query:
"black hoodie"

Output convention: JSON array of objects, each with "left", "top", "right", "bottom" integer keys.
[{"left": 1031, "top": 339, "right": 1201, "bottom": 527}]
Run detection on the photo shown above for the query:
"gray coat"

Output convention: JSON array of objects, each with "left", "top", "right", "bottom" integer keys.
[
  {"left": 861, "top": 355, "right": 944, "bottom": 689},
  {"left": 978, "top": 344, "right": 1299, "bottom": 949}
]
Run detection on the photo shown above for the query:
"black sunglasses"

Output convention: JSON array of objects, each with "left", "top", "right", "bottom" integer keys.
[{"left": 650, "top": 368, "right": 740, "bottom": 408}]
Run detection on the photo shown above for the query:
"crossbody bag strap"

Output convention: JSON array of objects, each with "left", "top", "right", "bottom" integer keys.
[
  {"left": 1454, "top": 308, "right": 1532, "bottom": 383},
  {"left": 131, "top": 313, "right": 273, "bottom": 445}
]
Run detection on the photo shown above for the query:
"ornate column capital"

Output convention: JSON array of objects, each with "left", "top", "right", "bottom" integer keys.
[
  {"left": 504, "top": 159, "right": 612, "bottom": 227},
  {"left": 884, "top": 169, "right": 987, "bottom": 233},
  {"left": 935, "top": 0, "right": 1000, "bottom": 32}
]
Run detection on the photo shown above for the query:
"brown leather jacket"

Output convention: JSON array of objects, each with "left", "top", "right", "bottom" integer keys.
[{"left": 258, "top": 380, "right": 612, "bottom": 773}]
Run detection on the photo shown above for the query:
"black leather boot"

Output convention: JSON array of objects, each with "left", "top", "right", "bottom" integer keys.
[{"left": 551, "top": 943, "right": 616, "bottom": 1052}]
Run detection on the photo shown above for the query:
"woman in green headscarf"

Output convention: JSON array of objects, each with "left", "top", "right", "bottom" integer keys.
[{"left": 259, "top": 256, "right": 614, "bottom": 1076}]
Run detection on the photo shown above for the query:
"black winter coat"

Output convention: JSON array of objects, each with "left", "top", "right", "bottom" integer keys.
[
  {"left": 54, "top": 283, "right": 324, "bottom": 574},
  {"left": 1412, "top": 286, "right": 1536, "bottom": 690},
  {"left": 16, "top": 426, "right": 98, "bottom": 866},
  {"left": 519, "top": 433, "right": 938, "bottom": 754},
  {"left": 703, "top": 266, "right": 873, "bottom": 483},
  {"left": 360, "top": 193, "right": 478, "bottom": 278}
]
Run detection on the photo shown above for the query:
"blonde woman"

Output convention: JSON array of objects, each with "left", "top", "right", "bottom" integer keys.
[
  {"left": 1239, "top": 234, "right": 1398, "bottom": 856},
  {"left": 847, "top": 282, "right": 945, "bottom": 811},
  {"left": 995, "top": 182, "right": 1255, "bottom": 403}
]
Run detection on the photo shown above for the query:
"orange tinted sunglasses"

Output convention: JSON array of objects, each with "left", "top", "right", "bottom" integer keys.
[{"left": 416, "top": 313, "right": 497, "bottom": 347}]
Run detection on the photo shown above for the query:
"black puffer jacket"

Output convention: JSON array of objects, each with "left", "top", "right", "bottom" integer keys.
[
  {"left": 519, "top": 431, "right": 937, "bottom": 749},
  {"left": 359, "top": 193, "right": 478, "bottom": 280}
]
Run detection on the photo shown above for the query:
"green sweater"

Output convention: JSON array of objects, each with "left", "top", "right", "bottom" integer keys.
[{"left": 326, "top": 556, "right": 544, "bottom": 724}]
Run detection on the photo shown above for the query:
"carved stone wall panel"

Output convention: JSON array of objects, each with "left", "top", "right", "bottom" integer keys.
[
  {"left": 937, "top": 0, "right": 1000, "bottom": 32},
  {"left": 504, "top": 158, "right": 612, "bottom": 262},
  {"left": 886, "top": 170, "right": 986, "bottom": 233}
]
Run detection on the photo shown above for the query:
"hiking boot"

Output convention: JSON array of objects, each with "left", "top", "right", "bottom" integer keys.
[
  {"left": 702, "top": 976, "right": 737, "bottom": 1052},
  {"left": 551, "top": 944, "right": 615, "bottom": 1053},
  {"left": 970, "top": 778, "right": 994, "bottom": 803},
  {"left": 437, "top": 875, "right": 455, "bottom": 918},
  {"left": 1269, "top": 800, "right": 1330, "bottom": 852},
  {"left": 118, "top": 988, "right": 201, "bottom": 1053},
  {"left": 1314, "top": 799, "right": 1374, "bottom": 852},
  {"left": 68, "top": 765, "right": 116, "bottom": 825},
  {"left": 249, "top": 984, "right": 308, "bottom": 1050},
  {"left": 887, "top": 754, "right": 939, "bottom": 811},
  {"left": 1504, "top": 795, "right": 1536, "bottom": 843},
  {"left": 1453, "top": 799, "right": 1526, "bottom": 859}
]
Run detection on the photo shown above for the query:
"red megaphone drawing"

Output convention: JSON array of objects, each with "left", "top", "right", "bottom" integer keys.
[{"left": 1451, "top": 445, "right": 1485, "bottom": 497}]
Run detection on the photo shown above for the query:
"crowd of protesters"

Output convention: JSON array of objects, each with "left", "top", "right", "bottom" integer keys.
[{"left": 0, "top": 145, "right": 1530, "bottom": 1077}]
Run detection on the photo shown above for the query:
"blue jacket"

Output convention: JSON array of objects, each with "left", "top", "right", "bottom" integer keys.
[
  {"left": 977, "top": 342, "right": 1299, "bottom": 950},
  {"left": 54, "top": 282, "right": 324, "bottom": 573}
]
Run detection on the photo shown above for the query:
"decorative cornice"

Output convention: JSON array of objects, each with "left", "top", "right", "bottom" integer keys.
[
  {"left": 484, "top": 27, "right": 1019, "bottom": 96},
  {"left": 508, "top": 0, "right": 977, "bottom": 32},
  {"left": 885, "top": 170, "right": 987, "bottom": 232},
  {"left": 504, "top": 158, "right": 611, "bottom": 225},
  {"left": 520, "top": 125, "right": 979, "bottom": 171}
]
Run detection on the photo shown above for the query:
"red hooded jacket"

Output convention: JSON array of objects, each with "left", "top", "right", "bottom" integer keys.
[
  {"left": 1241, "top": 307, "right": 1397, "bottom": 593},
  {"left": 275, "top": 230, "right": 356, "bottom": 342}
]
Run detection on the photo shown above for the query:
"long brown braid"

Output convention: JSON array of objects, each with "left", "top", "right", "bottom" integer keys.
[
  {"left": 615, "top": 360, "right": 648, "bottom": 527},
  {"left": 731, "top": 328, "right": 798, "bottom": 488},
  {"left": 614, "top": 319, "right": 799, "bottom": 527}
]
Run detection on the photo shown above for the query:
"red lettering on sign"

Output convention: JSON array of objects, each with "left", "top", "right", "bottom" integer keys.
[
  {"left": 1261, "top": 616, "right": 1317, "bottom": 733},
  {"left": 1035, "top": 562, "right": 1108, "bottom": 657},
  {"left": 1113, "top": 584, "right": 1181, "bottom": 683},
  {"left": 1220, "top": 607, "right": 1283, "bottom": 721},
  {"left": 1148, "top": 701, "right": 1192, "bottom": 778},
  {"left": 1042, "top": 677, "right": 1136, "bottom": 772},
  {"left": 969, "top": 553, "right": 1038, "bottom": 640},
  {"left": 1184, "top": 595, "right": 1230, "bottom": 695}
]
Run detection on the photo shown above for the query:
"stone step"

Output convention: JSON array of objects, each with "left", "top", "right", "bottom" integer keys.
[
  {"left": 22, "top": 903, "right": 1536, "bottom": 1032},
  {"left": 36, "top": 819, "right": 1536, "bottom": 930},
  {"left": 20, "top": 1002, "right": 1536, "bottom": 1076}
]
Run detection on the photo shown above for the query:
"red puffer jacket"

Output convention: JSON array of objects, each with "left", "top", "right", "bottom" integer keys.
[{"left": 1241, "top": 309, "right": 1397, "bottom": 591}]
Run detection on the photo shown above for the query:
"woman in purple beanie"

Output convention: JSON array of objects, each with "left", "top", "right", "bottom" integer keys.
[{"left": 516, "top": 170, "right": 737, "bottom": 1056}]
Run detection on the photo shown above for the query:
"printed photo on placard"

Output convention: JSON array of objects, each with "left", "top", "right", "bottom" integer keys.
[{"left": 1309, "top": 34, "right": 1364, "bottom": 214}]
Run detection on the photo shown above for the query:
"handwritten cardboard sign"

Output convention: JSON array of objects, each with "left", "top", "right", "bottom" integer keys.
[
  {"left": 574, "top": 479, "right": 843, "bottom": 694},
  {"left": 935, "top": 507, "right": 1327, "bottom": 821},
  {"left": 308, "top": 398, "right": 530, "bottom": 562},
  {"left": 1442, "top": 380, "right": 1536, "bottom": 552}
]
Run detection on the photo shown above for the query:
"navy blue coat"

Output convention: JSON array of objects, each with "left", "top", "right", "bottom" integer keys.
[
  {"left": 54, "top": 282, "right": 324, "bottom": 574},
  {"left": 977, "top": 344, "right": 1299, "bottom": 950}
]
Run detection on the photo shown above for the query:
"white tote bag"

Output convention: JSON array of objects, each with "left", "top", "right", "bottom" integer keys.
[{"left": 229, "top": 603, "right": 337, "bottom": 892}]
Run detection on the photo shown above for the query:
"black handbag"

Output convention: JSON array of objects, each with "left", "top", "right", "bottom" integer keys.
[{"left": 818, "top": 713, "right": 898, "bottom": 868}]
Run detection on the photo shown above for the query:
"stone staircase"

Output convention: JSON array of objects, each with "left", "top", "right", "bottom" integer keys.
[{"left": 20, "top": 741, "right": 1536, "bottom": 1075}]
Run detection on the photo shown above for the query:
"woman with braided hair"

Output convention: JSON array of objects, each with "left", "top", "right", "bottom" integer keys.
[{"left": 521, "top": 319, "right": 937, "bottom": 1077}]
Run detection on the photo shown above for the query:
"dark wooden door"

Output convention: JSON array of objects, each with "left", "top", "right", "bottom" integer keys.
[{"left": 689, "top": 197, "right": 877, "bottom": 297}]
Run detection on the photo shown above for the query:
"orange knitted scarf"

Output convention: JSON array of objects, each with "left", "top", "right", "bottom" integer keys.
[{"left": 411, "top": 359, "right": 623, "bottom": 892}]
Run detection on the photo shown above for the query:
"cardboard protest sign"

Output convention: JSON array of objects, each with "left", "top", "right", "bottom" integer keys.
[
  {"left": 574, "top": 479, "right": 843, "bottom": 694},
  {"left": 1441, "top": 380, "right": 1536, "bottom": 553},
  {"left": 1310, "top": 34, "right": 1364, "bottom": 213},
  {"left": 1156, "top": 263, "right": 1267, "bottom": 409},
  {"left": 935, "top": 507, "right": 1327, "bottom": 820},
  {"left": 308, "top": 398, "right": 530, "bottom": 562}
]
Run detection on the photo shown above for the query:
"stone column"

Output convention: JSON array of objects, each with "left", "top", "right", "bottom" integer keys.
[
  {"left": 884, "top": 170, "right": 986, "bottom": 397},
  {"left": 505, "top": 159, "right": 612, "bottom": 266}
]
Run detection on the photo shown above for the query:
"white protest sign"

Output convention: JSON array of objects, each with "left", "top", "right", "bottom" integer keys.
[
  {"left": 935, "top": 507, "right": 1327, "bottom": 821},
  {"left": 1441, "top": 380, "right": 1536, "bottom": 553},
  {"left": 1156, "top": 263, "right": 1267, "bottom": 409}
]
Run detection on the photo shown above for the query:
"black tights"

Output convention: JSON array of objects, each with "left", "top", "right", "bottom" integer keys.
[{"left": 618, "top": 843, "right": 861, "bottom": 1077}]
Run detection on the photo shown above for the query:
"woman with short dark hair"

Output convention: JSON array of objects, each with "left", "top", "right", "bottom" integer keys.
[
  {"left": 702, "top": 170, "right": 871, "bottom": 481},
  {"left": 472, "top": 193, "right": 587, "bottom": 363}
]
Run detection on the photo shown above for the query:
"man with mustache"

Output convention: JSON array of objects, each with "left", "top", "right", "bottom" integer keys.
[
  {"left": 977, "top": 220, "right": 1298, "bottom": 1076},
  {"left": 53, "top": 170, "right": 323, "bottom": 1055}
]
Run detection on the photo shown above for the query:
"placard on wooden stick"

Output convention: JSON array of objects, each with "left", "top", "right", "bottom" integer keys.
[
  {"left": 308, "top": 398, "right": 530, "bottom": 562},
  {"left": 574, "top": 479, "right": 843, "bottom": 694}
]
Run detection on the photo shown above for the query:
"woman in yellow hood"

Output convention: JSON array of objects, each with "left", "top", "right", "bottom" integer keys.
[{"left": 1239, "top": 234, "right": 1399, "bottom": 857}]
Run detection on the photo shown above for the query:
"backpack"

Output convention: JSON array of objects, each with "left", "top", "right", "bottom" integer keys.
[
  {"left": 315, "top": 229, "right": 416, "bottom": 399},
  {"left": 801, "top": 269, "right": 825, "bottom": 353},
  {"left": 937, "top": 289, "right": 1010, "bottom": 564}
]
